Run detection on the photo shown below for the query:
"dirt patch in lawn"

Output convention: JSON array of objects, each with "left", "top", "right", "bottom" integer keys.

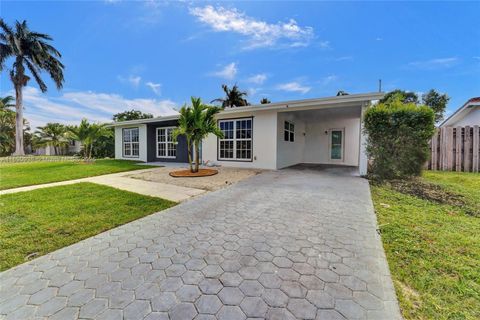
[{"left": 128, "top": 166, "right": 263, "bottom": 191}]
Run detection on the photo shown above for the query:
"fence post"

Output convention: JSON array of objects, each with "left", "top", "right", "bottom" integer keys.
[
  {"left": 464, "top": 126, "right": 471, "bottom": 172},
  {"left": 473, "top": 125, "right": 479, "bottom": 173}
]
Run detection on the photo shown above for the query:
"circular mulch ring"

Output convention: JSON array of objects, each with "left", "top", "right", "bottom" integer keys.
[{"left": 169, "top": 168, "right": 219, "bottom": 178}]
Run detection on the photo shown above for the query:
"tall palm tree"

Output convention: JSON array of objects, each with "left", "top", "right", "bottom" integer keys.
[
  {"left": 0, "top": 19, "right": 65, "bottom": 155},
  {"left": 35, "top": 122, "right": 68, "bottom": 155},
  {"left": 211, "top": 84, "right": 249, "bottom": 108},
  {"left": 0, "top": 95, "right": 15, "bottom": 110},
  {"left": 68, "top": 119, "right": 107, "bottom": 160},
  {"left": 173, "top": 97, "right": 223, "bottom": 173}
]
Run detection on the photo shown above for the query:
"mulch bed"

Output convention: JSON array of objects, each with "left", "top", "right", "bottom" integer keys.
[{"left": 169, "top": 168, "right": 219, "bottom": 178}]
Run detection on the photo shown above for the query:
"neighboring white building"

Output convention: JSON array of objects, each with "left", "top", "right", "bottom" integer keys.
[
  {"left": 110, "top": 92, "right": 384, "bottom": 175},
  {"left": 34, "top": 140, "right": 82, "bottom": 156},
  {"left": 440, "top": 97, "right": 480, "bottom": 127}
]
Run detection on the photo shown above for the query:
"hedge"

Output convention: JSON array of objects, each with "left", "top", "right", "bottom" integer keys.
[{"left": 364, "top": 100, "right": 435, "bottom": 180}]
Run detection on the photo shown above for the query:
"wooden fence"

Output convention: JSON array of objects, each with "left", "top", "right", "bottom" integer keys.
[{"left": 428, "top": 125, "right": 479, "bottom": 172}]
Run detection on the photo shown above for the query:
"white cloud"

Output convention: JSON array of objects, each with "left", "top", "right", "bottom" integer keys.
[
  {"left": 247, "top": 73, "right": 267, "bottom": 85},
  {"left": 118, "top": 75, "right": 142, "bottom": 88},
  {"left": 375, "top": 37, "right": 383, "bottom": 41},
  {"left": 321, "top": 75, "right": 338, "bottom": 85},
  {"left": 189, "top": 5, "right": 314, "bottom": 49},
  {"left": 334, "top": 56, "right": 353, "bottom": 61},
  {"left": 408, "top": 57, "right": 458, "bottom": 69},
  {"left": 474, "top": 56, "right": 480, "bottom": 60},
  {"left": 146, "top": 82, "right": 162, "bottom": 95},
  {"left": 276, "top": 82, "right": 311, "bottom": 94},
  {"left": 11, "top": 86, "right": 177, "bottom": 129},
  {"left": 211, "top": 62, "right": 238, "bottom": 80}
]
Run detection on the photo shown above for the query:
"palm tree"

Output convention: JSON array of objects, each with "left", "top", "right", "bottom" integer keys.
[
  {"left": 336, "top": 90, "right": 349, "bottom": 96},
  {"left": 260, "top": 97, "right": 271, "bottom": 104},
  {"left": 0, "top": 19, "right": 65, "bottom": 155},
  {"left": 0, "top": 96, "right": 15, "bottom": 110},
  {"left": 211, "top": 84, "right": 249, "bottom": 108},
  {"left": 68, "top": 119, "right": 107, "bottom": 160},
  {"left": 173, "top": 97, "right": 223, "bottom": 173},
  {"left": 35, "top": 123, "right": 68, "bottom": 155}
]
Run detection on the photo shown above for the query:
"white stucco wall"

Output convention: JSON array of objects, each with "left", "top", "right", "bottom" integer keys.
[
  {"left": 201, "top": 110, "right": 278, "bottom": 169},
  {"left": 303, "top": 114, "right": 361, "bottom": 167},
  {"left": 450, "top": 108, "right": 480, "bottom": 127},
  {"left": 114, "top": 124, "right": 147, "bottom": 162},
  {"left": 276, "top": 112, "right": 306, "bottom": 169}
]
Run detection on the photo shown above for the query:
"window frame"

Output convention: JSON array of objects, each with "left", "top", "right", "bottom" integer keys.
[
  {"left": 329, "top": 128, "right": 345, "bottom": 162},
  {"left": 284, "top": 121, "right": 295, "bottom": 142},
  {"left": 122, "top": 127, "right": 140, "bottom": 158},
  {"left": 217, "top": 117, "right": 253, "bottom": 162},
  {"left": 156, "top": 126, "right": 177, "bottom": 159}
]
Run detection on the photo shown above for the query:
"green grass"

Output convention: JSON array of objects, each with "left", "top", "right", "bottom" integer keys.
[
  {"left": 0, "top": 159, "right": 153, "bottom": 190},
  {"left": 0, "top": 182, "right": 175, "bottom": 271},
  {"left": 371, "top": 171, "right": 480, "bottom": 320}
]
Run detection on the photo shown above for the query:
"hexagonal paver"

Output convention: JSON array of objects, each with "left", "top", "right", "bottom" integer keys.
[
  {"left": 78, "top": 298, "right": 107, "bottom": 318},
  {"left": 28, "top": 287, "right": 57, "bottom": 305},
  {"left": 287, "top": 298, "right": 317, "bottom": 319},
  {"left": 258, "top": 273, "right": 282, "bottom": 289},
  {"left": 109, "top": 290, "right": 135, "bottom": 308},
  {"left": 220, "top": 272, "right": 243, "bottom": 287},
  {"left": 315, "top": 309, "right": 347, "bottom": 320},
  {"left": 135, "top": 282, "right": 160, "bottom": 300},
  {"left": 218, "top": 287, "right": 244, "bottom": 305},
  {"left": 169, "top": 302, "right": 197, "bottom": 320},
  {"left": 280, "top": 281, "right": 307, "bottom": 298},
  {"left": 199, "top": 279, "right": 223, "bottom": 294},
  {"left": 159, "top": 277, "right": 183, "bottom": 292},
  {"left": 182, "top": 270, "right": 204, "bottom": 285},
  {"left": 299, "top": 275, "right": 325, "bottom": 290},
  {"left": 238, "top": 267, "right": 261, "bottom": 280},
  {"left": 273, "top": 257, "right": 293, "bottom": 268},
  {"left": 67, "top": 288, "right": 95, "bottom": 307},
  {"left": 195, "top": 295, "right": 222, "bottom": 314},
  {"left": 151, "top": 292, "right": 177, "bottom": 312},
  {"left": 175, "top": 285, "right": 201, "bottom": 302},
  {"left": 185, "top": 258, "right": 207, "bottom": 271},
  {"left": 36, "top": 297, "right": 68, "bottom": 317},
  {"left": 239, "top": 280, "right": 264, "bottom": 297},
  {"left": 262, "top": 288, "right": 289, "bottom": 307},
  {"left": 124, "top": 300, "right": 151, "bottom": 320},
  {"left": 165, "top": 264, "right": 187, "bottom": 277},
  {"left": 240, "top": 297, "right": 268, "bottom": 318},
  {"left": 216, "top": 306, "right": 246, "bottom": 320},
  {"left": 335, "top": 299, "right": 366, "bottom": 319}
]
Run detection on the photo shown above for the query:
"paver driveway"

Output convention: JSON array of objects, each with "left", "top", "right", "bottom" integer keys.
[{"left": 0, "top": 166, "right": 401, "bottom": 320}]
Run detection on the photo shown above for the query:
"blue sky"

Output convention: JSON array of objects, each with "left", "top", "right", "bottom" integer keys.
[{"left": 1, "top": 0, "right": 479, "bottom": 128}]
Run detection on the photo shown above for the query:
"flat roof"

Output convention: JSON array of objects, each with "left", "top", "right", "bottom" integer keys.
[{"left": 108, "top": 92, "right": 384, "bottom": 127}]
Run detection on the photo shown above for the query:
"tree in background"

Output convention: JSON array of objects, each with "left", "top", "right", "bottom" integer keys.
[
  {"left": 68, "top": 119, "right": 109, "bottom": 160},
  {"left": 1, "top": 19, "right": 64, "bottom": 155},
  {"left": 113, "top": 109, "right": 154, "bottom": 122},
  {"left": 422, "top": 89, "right": 450, "bottom": 123},
  {"left": 336, "top": 90, "right": 349, "bottom": 96},
  {"left": 173, "top": 97, "right": 223, "bottom": 173},
  {"left": 0, "top": 96, "right": 15, "bottom": 110},
  {"left": 211, "top": 84, "right": 249, "bottom": 107},
  {"left": 380, "top": 89, "right": 449, "bottom": 123},
  {"left": 35, "top": 123, "right": 68, "bottom": 155},
  {"left": 0, "top": 95, "right": 32, "bottom": 156},
  {"left": 260, "top": 98, "right": 271, "bottom": 104}
]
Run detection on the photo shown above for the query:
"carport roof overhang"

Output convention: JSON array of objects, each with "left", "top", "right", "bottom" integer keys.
[{"left": 107, "top": 92, "right": 384, "bottom": 127}]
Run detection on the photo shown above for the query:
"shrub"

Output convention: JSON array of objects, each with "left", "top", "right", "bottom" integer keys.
[{"left": 364, "top": 99, "right": 435, "bottom": 180}]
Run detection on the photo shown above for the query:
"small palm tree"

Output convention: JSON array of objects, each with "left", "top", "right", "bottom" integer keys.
[
  {"left": 173, "top": 97, "right": 223, "bottom": 173},
  {"left": 35, "top": 122, "right": 68, "bottom": 155},
  {"left": 68, "top": 119, "right": 107, "bottom": 160},
  {"left": 211, "top": 84, "right": 249, "bottom": 108},
  {"left": 0, "top": 96, "right": 15, "bottom": 110},
  {"left": 1, "top": 19, "right": 65, "bottom": 155}
]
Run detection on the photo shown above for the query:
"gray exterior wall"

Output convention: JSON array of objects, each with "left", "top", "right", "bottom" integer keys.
[{"left": 146, "top": 120, "right": 190, "bottom": 163}]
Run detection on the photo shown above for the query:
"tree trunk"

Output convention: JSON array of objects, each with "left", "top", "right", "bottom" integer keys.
[
  {"left": 186, "top": 138, "right": 193, "bottom": 173},
  {"left": 53, "top": 145, "right": 58, "bottom": 155},
  {"left": 13, "top": 84, "right": 25, "bottom": 155},
  {"left": 194, "top": 141, "right": 200, "bottom": 173}
]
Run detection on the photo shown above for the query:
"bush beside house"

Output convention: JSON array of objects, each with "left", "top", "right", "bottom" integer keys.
[{"left": 364, "top": 99, "right": 435, "bottom": 180}]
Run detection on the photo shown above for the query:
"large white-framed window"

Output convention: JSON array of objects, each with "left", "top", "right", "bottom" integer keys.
[
  {"left": 156, "top": 127, "right": 177, "bottom": 158},
  {"left": 123, "top": 128, "right": 139, "bottom": 158},
  {"left": 284, "top": 121, "right": 295, "bottom": 142},
  {"left": 218, "top": 118, "right": 252, "bottom": 161},
  {"left": 329, "top": 128, "right": 344, "bottom": 161}
]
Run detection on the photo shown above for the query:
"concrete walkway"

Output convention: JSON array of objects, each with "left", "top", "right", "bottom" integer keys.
[
  {"left": 0, "top": 169, "right": 205, "bottom": 202},
  {"left": 0, "top": 166, "right": 401, "bottom": 319}
]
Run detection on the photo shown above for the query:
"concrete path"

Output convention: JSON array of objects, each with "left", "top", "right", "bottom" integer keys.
[
  {"left": 0, "top": 166, "right": 401, "bottom": 319},
  {"left": 0, "top": 169, "right": 205, "bottom": 202}
]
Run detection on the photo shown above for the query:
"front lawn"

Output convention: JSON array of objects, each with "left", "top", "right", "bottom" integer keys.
[
  {"left": 0, "top": 182, "right": 175, "bottom": 271},
  {"left": 0, "top": 159, "right": 153, "bottom": 190},
  {"left": 371, "top": 171, "right": 480, "bottom": 320}
]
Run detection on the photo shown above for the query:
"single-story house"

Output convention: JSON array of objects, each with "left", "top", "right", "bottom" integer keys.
[
  {"left": 439, "top": 97, "right": 480, "bottom": 127},
  {"left": 34, "top": 139, "right": 82, "bottom": 156},
  {"left": 110, "top": 92, "right": 384, "bottom": 175}
]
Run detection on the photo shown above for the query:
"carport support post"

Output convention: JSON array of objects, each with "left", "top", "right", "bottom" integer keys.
[{"left": 359, "top": 103, "right": 369, "bottom": 176}]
